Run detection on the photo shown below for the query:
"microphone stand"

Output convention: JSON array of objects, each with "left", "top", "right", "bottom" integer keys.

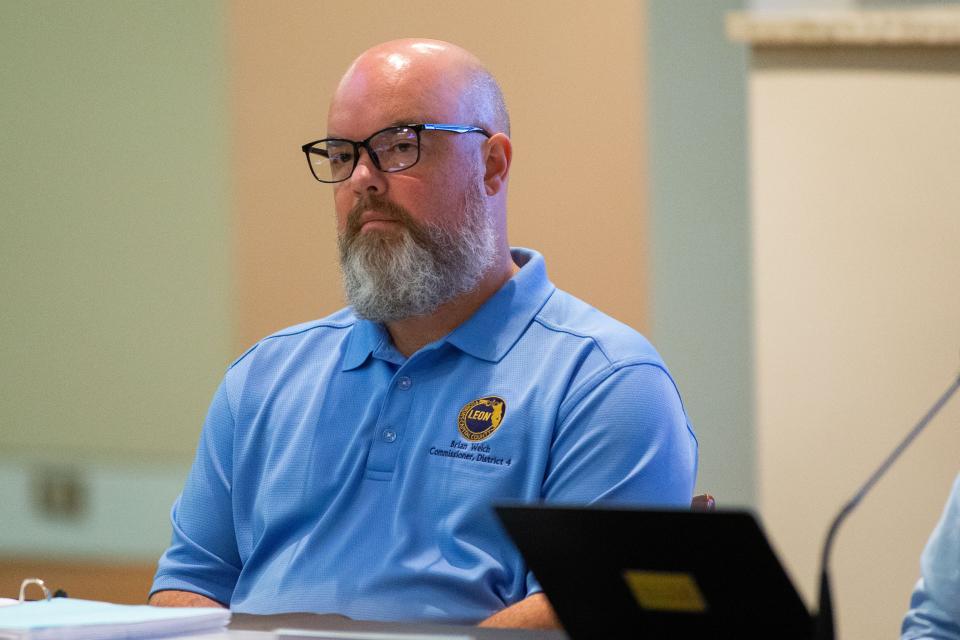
[{"left": 814, "top": 372, "right": 960, "bottom": 640}]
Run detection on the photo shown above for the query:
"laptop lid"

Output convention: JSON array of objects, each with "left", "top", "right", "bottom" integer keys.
[{"left": 495, "top": 505, "right": 812, "bottom": 639}]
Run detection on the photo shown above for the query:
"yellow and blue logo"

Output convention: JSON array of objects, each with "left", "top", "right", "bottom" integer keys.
[{"left": 457, "top": 396, "right": 506, "bottom": 442}]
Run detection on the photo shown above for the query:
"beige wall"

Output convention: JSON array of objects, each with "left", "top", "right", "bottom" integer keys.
[
  {"left": 229, "top": 0, "right": 650, "bottom": 351},
  {"left": 751, "top": 46, "right": 960, "bottom": 638}
]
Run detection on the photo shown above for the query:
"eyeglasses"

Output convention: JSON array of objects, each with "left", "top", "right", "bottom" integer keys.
[{"left": 301, "top": 123, "right": 491, "bottom": 183}]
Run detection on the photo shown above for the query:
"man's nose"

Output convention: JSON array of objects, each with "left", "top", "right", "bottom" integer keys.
[{"left": 349, "top": 147, "right": 386, "bottom": 194}]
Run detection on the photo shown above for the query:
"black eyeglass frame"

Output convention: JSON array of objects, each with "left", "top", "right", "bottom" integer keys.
[{"left": 301, "top": 123, "right": 492, "bottom": 183}]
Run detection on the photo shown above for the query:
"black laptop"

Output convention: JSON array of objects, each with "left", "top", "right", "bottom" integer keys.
[{"left": 495, "top": 504, "right": 813, "bottom": 639}]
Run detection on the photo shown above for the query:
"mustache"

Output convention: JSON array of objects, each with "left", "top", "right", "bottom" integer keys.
[{"left": 345, "top": 195, "right": 416, "bottom": 238}]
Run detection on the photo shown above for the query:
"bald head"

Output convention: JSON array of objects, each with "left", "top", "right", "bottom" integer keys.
[{"left": 330, "top": 39, "right": 509, "bottom": 137}]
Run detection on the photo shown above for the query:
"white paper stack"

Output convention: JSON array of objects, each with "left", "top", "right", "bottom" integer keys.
[{"left": 0, "top": 598, "right": 229, "bottom": 640}]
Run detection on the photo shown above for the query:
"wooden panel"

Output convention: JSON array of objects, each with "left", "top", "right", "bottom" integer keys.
[{"left": 0, "top": 557, "right": 157, "bottom": 604}]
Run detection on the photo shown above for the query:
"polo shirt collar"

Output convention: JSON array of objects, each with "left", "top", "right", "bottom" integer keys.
[
  {"left": 342, "top": 317, "right": 395, "bottom": 370},
  {"left": 341, "top": 247, "right": 555, "bottom": 369},
  {"left": 444, "top": 247, "right": 555, "bottom": 362}
]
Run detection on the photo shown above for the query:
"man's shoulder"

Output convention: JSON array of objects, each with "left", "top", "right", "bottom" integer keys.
[
  {"left": 229, "top": 307, "right": 357, "bottom": 371},
  {"left": 533, "top": 287, "right": 664, "bottom": 368}
]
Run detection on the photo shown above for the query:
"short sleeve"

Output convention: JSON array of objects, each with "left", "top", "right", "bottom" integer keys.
[
  {"left": 902, "top": 475, "right": 960, "bottom": 639},
  {"left": 902, "top": 579, "right": 960, "bottom": 640},
  {"left": 150, "top": 379, "right": 242, "bottom": 605},
  {"left": 543, "top": 362, "right": 698, "bottom": 507}
]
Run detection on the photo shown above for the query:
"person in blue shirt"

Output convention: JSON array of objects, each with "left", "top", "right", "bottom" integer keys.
[
  {"left": 149, "top": 38, "right": 698, "bottom": 629},
  {"left": 902, "top": 474, "right": 960, "bottom": 639}
]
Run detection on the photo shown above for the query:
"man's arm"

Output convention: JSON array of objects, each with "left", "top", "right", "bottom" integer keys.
[
  {"left": 545, "top": 362, "right": 697, "bottom": 506},
  {"left": 902, "top": 475, "right": 960, "bottom": 639},
  {"left": 149, "top": 589, "right": 225, "bottom": 608},
  {"left": 151, "top": 380, "right": 243, "bottom": 605},
  {"left": 479, "top": 364, "right": 695, "bottom": 629},
  {"left": 478, "top": 593, "right": 560, "bottom": 629},
  {"left": 902, "top": 579, "right": 960, "bottom": 640}
]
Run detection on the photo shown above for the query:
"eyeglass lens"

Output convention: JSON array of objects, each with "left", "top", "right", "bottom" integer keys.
[{"left": 306, "top": 127, "right": 420, "bottom": 182}]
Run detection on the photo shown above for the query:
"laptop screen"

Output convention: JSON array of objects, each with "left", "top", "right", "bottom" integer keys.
[{"left": 495, "top": 504, "right": 812, "bottom": 640}]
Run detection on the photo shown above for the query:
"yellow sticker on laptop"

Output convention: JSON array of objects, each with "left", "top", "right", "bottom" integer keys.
[{"left": 622, "top": 570, "right": 708, "bottom": 613}]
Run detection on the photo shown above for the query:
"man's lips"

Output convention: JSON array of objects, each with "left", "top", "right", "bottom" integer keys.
[{"left": 357, "top": 211, "right": 401, "bottom": 231}]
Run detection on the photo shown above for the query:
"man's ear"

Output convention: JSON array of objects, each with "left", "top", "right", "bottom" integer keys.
[{"left": 483, "top": 133, "right": 512, "bottom": 196}]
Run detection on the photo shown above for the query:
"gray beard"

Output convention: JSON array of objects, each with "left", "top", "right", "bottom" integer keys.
[{"left": 337, "top": 185, "right": 497, "bottom": 323}]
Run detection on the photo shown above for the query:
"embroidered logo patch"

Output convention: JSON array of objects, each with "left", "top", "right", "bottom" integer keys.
[{"left": 457, "top": 396, "right": 506, "bottom": 442}]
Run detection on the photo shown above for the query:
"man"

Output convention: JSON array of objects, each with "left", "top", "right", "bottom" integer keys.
[
  {"left": 150, "top": 38, "right": 698, "bottom": 629},
  {"left": 902, "top": 474, "right": 960, "bottom": 639}
]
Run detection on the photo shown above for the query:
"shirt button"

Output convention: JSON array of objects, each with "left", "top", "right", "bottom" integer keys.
[
  {"left": 382, "top": 429, "right": 397, "bottom": 443},
  {"left": 397, "top": 376, "right": 412, "bottom": 390}
]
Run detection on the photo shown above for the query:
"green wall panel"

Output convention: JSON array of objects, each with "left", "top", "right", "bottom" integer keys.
[
  {"left": 0, "top": 1, "right": 230, "bottom": 463},
  {"left": 648, "top": 1, "right": 755, "bottom": 505}
]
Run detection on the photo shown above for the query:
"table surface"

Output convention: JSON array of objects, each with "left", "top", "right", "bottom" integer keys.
[{"left": 222, "top": 612, "right": 569, "bottom": 640}]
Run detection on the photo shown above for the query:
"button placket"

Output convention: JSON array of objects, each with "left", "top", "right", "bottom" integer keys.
[{"left": 365, "top": 368, "right": 417, "bottom": 477}]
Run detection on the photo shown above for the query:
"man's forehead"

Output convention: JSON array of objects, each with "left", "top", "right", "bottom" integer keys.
[
  {"left": 327, "top": 80, "right": 452, "bottom": 136},
  {"left": 328, "top": 42, "right": 469, "bottom": 135},
  {"left": 328, "top": 80, "right": 462, "bottom": 139}
]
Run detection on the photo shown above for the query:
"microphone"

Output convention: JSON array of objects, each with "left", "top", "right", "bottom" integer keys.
[{"left": 814, "top": 371, "right": 960, "bottom": 640}]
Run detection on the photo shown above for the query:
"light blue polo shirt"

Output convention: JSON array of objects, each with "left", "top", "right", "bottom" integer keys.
[
  {"left": 152, "top": 248, "right": 698, "bottom": 624},
  {"left": 902, "top": 474, "right": 960, "bottom": 639}
]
